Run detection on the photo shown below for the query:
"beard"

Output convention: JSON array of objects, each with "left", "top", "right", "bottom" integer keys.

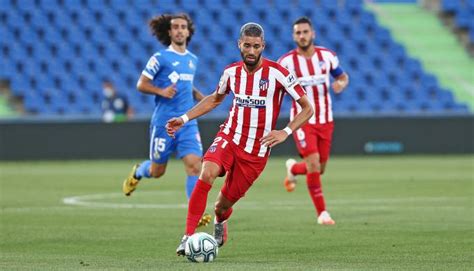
[
  {"left": 241, "top": 52, "right": 262, "bottom": 67},
  {"left": 297, "top": 39, "right": 313, "bottom": 51},
  {"left": 172, "top": 35, "right": 186, "bottom": 46},
  {"left": 174, "top": 40, "right": 186, "bottom": 46}
]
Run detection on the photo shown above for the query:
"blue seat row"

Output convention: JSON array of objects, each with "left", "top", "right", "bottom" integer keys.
[{"left": 0, "top": 0, "right": 469, "bottom": 116}]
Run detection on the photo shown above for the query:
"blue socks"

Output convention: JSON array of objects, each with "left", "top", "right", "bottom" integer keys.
[
  {"left": 186, "top": 175, "right": 199, "bottom": 199},
  {"left": 134, "top": 160, "right": 151, "bottom": 180}
]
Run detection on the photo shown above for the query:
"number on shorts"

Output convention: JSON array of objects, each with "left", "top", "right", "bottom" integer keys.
[
  {"left": 211, "top": 136, "right": 228, "bottom": 149},
  {"left": 154, "top": 138, "right": 166, "bottom": 152}
]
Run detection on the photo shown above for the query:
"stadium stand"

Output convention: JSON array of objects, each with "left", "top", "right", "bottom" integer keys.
[
  {"left": 0, "top": 0, "right": 470, "bottom": 116},
  {"left": 370, "top": 1, "right": 474, "bottom": 112},
  {"left": 437, "top": 0, "right": 474, "bottom": 55}
]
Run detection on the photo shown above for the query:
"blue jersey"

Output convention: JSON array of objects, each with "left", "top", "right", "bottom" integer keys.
[{"left": 142, "top": 46, "right": 198, "bottom": 127}]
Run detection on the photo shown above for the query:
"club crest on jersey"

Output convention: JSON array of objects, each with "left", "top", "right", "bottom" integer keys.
[
  {"left": 259, "top": 79, "right": 269, "bottom": 91},
  {"left": 300, "top": 140, "right": 307, "bottom": 148},
  {"left": 153, "top": 150, "right": 161, "bottom": 160},
  {"left": 189, "top": 60, "right": 195, "bottom": 70},
  {"left": 235, "top": 94, "right": 266, "bottom": 108},
  {"left": 319, "top": 61, "right": 327, "bottom": 72}
]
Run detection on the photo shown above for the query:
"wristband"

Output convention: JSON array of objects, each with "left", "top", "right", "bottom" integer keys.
[
  {"left": 283, "top": 126, "right": 292, "bottom": 135},
  {"left": 180, "top": 114, "right": 189, "bottom": 124}
]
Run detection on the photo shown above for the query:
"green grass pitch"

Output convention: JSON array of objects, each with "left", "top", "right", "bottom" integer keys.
[{"left": 1, "top": 156, "right": 473, "bottom": 270}]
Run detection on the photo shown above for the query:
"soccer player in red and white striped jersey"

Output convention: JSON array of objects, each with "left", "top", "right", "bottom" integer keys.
[
  {"left": 167, "top": 22, "right": 313, "bottom": 255},
  {"left": 278, "top": 17, "right": 349, "bottom": 225}
]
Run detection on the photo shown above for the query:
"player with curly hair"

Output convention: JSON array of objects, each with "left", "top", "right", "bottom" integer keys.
[{"left": 123, "top": 13, "right": 211, "bottom": 227}]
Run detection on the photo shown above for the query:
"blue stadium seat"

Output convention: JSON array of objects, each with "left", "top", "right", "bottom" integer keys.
[
  {"left": 455, "top": 9, "right": 471, "bottom": 29},
  {"left": 440, "top": 0, "right": 461, "bottom": 13},
  {"left": 1, "top": 0, "right": 468, "bottom": 116},
  {"left": 4, "top": 10, "right": 24, "bottom": 28}
]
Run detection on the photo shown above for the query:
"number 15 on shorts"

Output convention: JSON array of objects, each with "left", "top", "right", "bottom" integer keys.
[{"left": 153, "top": 137, "right": 166, "bottom": 159}]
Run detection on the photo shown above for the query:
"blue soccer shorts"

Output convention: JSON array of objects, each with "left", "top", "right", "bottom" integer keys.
[{"left": 149, "top": 124, "right": 203, "bottom": 164}]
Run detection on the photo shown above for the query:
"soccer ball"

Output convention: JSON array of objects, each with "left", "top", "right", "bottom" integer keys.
[{"left": 185, "top": 232, "right": 218, "bottom": 263}]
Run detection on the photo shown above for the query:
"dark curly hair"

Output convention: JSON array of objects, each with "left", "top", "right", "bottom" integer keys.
[{"left": 149, "top": 13, "right": 195, "bottom": 46}]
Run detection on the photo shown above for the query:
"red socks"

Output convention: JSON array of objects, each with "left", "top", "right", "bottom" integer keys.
[
  {"left": 306, "top": 172, "right": 326, "bottom": 215},
  {"left": 291, "top": 162, "right": 327, "bottom": 216},
  {"left": 291, "top": 162, "right": 307, "bottom": 175},
  {"left": 185, "top": 180, "right": 212, "bottom": 235},
  {"left": 216, "top": 207, "right": 233, "bottom": 223}
]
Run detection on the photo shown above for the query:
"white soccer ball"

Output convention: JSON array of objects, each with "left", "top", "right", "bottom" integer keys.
[{"left": 185, "top": 232, "right": 218, "bottom": 263}]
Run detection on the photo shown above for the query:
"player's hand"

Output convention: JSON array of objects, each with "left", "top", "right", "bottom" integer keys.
[
  {"left": 332, "top": 80, "right": 345, "bottom": 94},
  {"left": 166, "top": 117, "right": 184, "bottom": 138},
  {"left": 158, "top": 84, "right": 177, "bottom": 98},
  {"left": 260, "top": 130, "right": 288, "bottom": 148}
]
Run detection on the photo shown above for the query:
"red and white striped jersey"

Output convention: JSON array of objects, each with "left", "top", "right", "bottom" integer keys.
[
  {"left": 215, "top": 58, "right": 305, "bottom": 157},
  {"left": 278, "top": 46, "right": 340, "bottom": 125}
]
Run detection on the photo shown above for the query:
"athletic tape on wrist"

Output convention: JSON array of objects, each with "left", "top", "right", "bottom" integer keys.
[
  {"left": 283, "top": 126, "right": 292, "bottom": 135},
  {"left": 180, "top": 114, "right": 189, "bottom": 124}
]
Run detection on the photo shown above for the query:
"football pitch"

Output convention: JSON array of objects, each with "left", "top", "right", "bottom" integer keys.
[{"left": 1, "top": 156, "right": 472, "bottom": 270}]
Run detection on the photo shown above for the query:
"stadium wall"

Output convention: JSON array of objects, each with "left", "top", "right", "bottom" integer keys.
[{"left": 0, "top": 116, "right": 472, "bottom": 160}]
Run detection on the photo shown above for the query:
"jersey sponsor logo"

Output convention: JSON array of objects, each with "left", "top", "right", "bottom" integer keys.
[
  {"left": 168, "top": 72, "right": 194, "bottom": 83},
  {"left": 235, "top": 94, "right": 266, "bottom": 108},
  {"left": 179, "top": 73, "right": 194, "bottom": 81},
  {"left": 168, "top": 71, "right": 180, "bottom": 83},
  {"left": 259, "top": 78, "right": 269, "bottom": 91},
  {"left": 298, "top": 75, "right": 326, "bottom": 86}
]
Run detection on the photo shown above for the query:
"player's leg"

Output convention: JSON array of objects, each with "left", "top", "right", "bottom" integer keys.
[
  {"left": 284, "top": 125, "right": 316, "bottom": 192},
  {"left": 182, "top": 154, "right": 201, "bottom": 198},
  {"left": 123, "top": 126, "right": 174, "bottom": 196},
  {"left": 176, "top": 124, "right": 203, "bottom": 199},
  {"left": 176, "top": 125, "right": 211, "bottom": 227},
  {"left": 213, "top": 149, "right": 268, "bottom": 247},
  {"left": 320, "top": 161, "right": 328, "bottom": 175},
  {"left": 308, "top": 123, "right": 335, "bottom": 225},
  {"left": 176, "top": 161, "right": 221, "bottom": 256},
  {"left": 304, "top": 152, "right": 327, "bottom": 217},
  {"left": 213, "top": 192, "right": 234, "bottom": 247},
  {"left": 185, "top": 161, "right": 220, "bottom": 234},
  {"left": 182, "top": 154, "right": 212, "bottom": 227},
  {"left": 177, "top": 133, "right": 233, "bottom": 255}
]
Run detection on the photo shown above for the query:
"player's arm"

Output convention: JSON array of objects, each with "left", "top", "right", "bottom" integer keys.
[
  {"left": 331, "top": 72, "right": 349, "bottom": 94},
  {"left": 285, "top": 95, "right": 313, "bottom": 132},
  {"left": 329, "top": 53, "right": 349, "bottom": 94},
  {"left": 166, "top": 91, "right": 226, "bottom": 137},
  {"left": 192, "top": 87, "right": 205, "bottom": 102},
  {"left": 136, "top": 75, "right": 176, "bottom": 98},
  {"left": 261, "top": 68, "right": 313, "bottom": 148},
  {"left": 260, "top": 95, "right": 313, "bottom": 148}
]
